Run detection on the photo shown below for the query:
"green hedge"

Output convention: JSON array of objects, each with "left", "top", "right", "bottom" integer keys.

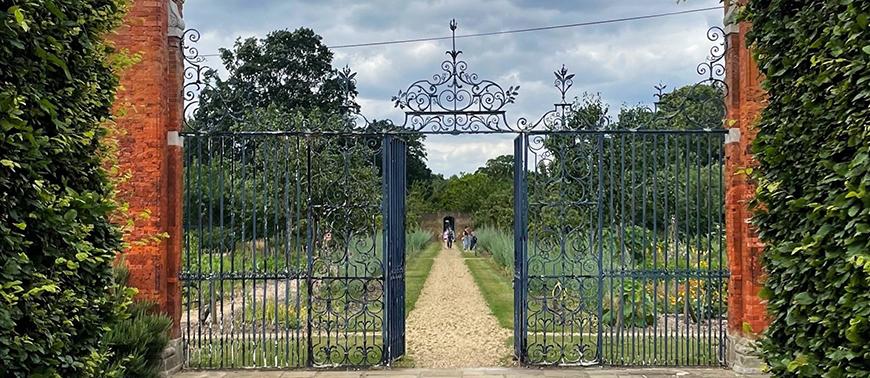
[
  {"left": 745, "top": 1, "right": 870, "bottom": 376},
  {"left": 0, "top": 1, "right": 127, "bottom": 376}
]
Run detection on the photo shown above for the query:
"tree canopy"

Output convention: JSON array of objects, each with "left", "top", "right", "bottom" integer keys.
[{"left": 193, "top": 28, "right": 357, "bottom": 132}]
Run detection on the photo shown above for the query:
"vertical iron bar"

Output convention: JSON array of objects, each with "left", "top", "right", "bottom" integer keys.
[
  {"left": 239, "top": 140, "right": 248, "bottom": 365},
  {"left": 273, "top": 138, "right": 280, "bottom": 367},
  {"left": 672, "top": 133, "right": 680, "bottom": 366},
  {"left": 652, "top": 133, "right": 659, "bottom": 365},
  {"left": 305, "top": 138, "right": 314, "bottom": 367},
  {"left": 228, "top": 135, "right": 237, "bottom": 368},
  {"left": 183, "top": 137, "right": 191, "bottom": 367},
  {"left": 196, "top": 133, "right": 203, "bottom": 365},
  {"left": 340, "top": 138, "right": 349, "bottom": 366},
  {"left": 607, "top": 134, "right": 616, "bottom": 365},
  {"left": 663, "top": 134, "right": 676, "bottom": 364},
  {"left": 641, "top": 133, "right": 648, "bottom": 365},
  {"left": 261, "top": 138, "right": 269, "bottom": 366},
  {"left": 618, "top": 133, "right": 626, "bottom": 364},
  {"left": 522, "top": 134, "right": 529, "bottom": 365},
  {"left": 705, "top": 133, "right": 713, "bottom": 365},
  {"left": 693, "top": 134, "right": 707, "bottom": 365},
  {"left": 630, "top": 132, "right": 637, "bottom": 363},
  {"left": 684, "top": 133, "right": 690, "bottom": 366},
  {"left": 294, "top": 136, "right": 303, "bottom": 367},
  {"left": 283, "top": 137, "right": 291, "bottom": 367},
  {"left": 206, "top": 137, "right": 214, "bottom": 367},
  {"left": 596, "top": 133, "right": 605, "bottom": 364},
  {"left": 252, "top": 140, "right": 260, "bottom": 367},
  {"left": 382, "top": 135, "right": 391, "bottom": 363},
  {"left": 218, "top": 136, "right": 226, "bottom": 368}
]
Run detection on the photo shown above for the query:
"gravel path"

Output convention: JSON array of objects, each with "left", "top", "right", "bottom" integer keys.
[{"left": 405, "top": 247, "right": 512, "bottom": 368}]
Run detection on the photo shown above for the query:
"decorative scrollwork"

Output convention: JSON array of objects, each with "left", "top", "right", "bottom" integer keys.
[
  {"left": 182, "top": 29, "right": 209, "bottom": 127},
  {"left": 392, "top": 20, "right": 522, "bottom": 133},
  {"left": 697, "top": 26, "right": 727, "bottom": 82},
  {"left": 646, "top": 26, "right": 729, "bottom": 130}
]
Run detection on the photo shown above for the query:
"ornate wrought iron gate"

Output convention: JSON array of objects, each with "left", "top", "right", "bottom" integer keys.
[
  {"left": 514, "top": 130, "right": 727, "bottom": 366},
  {"left": 180, "top": 21, "right": 730, "bottom": 369},
  {"left": 181, "top": 132, "right": 407, "bottom": 368}
]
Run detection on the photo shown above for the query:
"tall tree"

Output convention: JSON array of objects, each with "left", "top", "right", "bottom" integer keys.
[{"left": 193, "top": 28, "right": 357, "bottom": 132}]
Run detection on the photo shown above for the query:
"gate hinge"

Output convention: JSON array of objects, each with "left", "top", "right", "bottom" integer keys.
[
  {"left": 725, "top": 128, "right": 741, "bottom": 145},
  {"left": 167, "top": 131, "right": 184, "bottom": 147}
]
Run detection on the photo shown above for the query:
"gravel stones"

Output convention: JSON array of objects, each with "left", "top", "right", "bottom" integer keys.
[{"left": 405, "top": 248, "right": 512, "bottom": 368}]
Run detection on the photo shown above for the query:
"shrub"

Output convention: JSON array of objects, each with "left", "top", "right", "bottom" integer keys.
[
  {"left": 745, "top": 1, "right": 870, "bottom": 376},
  {"left": 406, "top": 228, "right": 433, "bottom": 258},
  {"left": 102, "top": 301, "right": 171, "bottom": 378},
  {"left": 475, "top": 227, "right": 514, "bottom": 272},
  {"left": 100, "top": 260, "right": 171, "bottom": 378},
  {"left": 0, "top": 1, "right": 127, "bottom": 376}
]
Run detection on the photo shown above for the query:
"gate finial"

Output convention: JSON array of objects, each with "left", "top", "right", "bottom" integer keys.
[{"left": 449, "top": 19, "right": 458, "bottom": 57}]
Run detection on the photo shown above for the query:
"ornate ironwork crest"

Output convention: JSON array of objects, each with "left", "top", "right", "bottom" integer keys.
[
  {"left": 181, "top": 20, "right": 728, "bottom": 135},
  {"left": 391, "top": 20, "right": 522, "bottom": 133}
]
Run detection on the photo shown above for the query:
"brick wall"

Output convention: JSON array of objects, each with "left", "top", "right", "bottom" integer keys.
[
  {"left": 723, "top": 4, "right": 768, "bottom": 337},
  {"left": 112, "top": 0, "right": 184, "bottom": 337}
]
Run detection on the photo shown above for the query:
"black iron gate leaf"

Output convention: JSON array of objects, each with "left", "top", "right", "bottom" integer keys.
[{"left": 383, "top": 135, "right": 407, "bottom": 363}]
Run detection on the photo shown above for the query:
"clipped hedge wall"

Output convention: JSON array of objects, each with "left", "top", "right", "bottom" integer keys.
[
  {"left": 745, "top": 0, "right": 870, "bottom": 376},
  {"left": 0, "top": 1, "right": 127, "bottom": 376}
]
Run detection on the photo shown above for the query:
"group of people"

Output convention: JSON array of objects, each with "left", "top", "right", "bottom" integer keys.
[{"left": 442, "top": 227, "right": 477, "bottom": 252}]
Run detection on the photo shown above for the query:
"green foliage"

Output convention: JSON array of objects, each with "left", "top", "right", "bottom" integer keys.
[
  {"left": 744, "top": 1, "right": 870, "bottom": 376},
  {"left": 186, "top": 27, "right": 437, "bottom": 239},
  {"left": 474, "top": 226, "right": 514, "bottom": 272},
  {"left": 405, "top": 228, "right": 434, "bottom": 258},
  {"left": 0, "top": 1, "right": 127, "bottom": 376},
  {"left": 184, "top": 122, "right": 383, "bottom": 247},
  {"left": 406, "top": 181, "right": 432, "bottom": 225},
  {"left": 429, "top": 155, "right": 514, "bottom": 228},
  {"left": 541, "top": 91, "right": 724, "bottom": 238},
  {"left": 103, "top": 300, "right": 171, "bottom": 378},
  {"left": 244, "top": 299, "right": 305, "bottom": 330},
  {"left": 476, "top": 226, "right": 724, "bottom": 326},
  {"left": 601, "top": 281, "right": 655, "bottom": 328},
  {"left": 195, "top": 28, "right": 357, "bottom": 130}
]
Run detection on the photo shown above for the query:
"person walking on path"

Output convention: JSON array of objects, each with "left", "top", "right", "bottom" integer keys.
[
  {"left": 462, "top": 227, "right": 471, "bottom": 250},
  {"left": 469, "top": 230, "right": 478, "bottom": 253},
  {"left": 443, "top": 229, "right": 455, "bottom": 249}
]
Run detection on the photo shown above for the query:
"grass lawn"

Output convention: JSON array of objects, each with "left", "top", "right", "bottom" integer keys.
[
  {"left": 405, "top": 242, "right": 439, "bottom": 314},
  {"left": 462, "top": 253, "right": 514, "bottom": 330}
]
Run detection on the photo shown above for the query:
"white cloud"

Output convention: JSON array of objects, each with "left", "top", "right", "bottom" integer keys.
[{"left": 425, "top": 135, "right": 515, "bottom": 176}]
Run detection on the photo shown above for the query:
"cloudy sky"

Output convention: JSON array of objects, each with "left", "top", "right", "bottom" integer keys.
[{"left": 183, "top": 0, "right": 724, "bottom": 176}]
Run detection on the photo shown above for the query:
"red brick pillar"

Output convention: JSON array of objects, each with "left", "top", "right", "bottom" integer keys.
[
  {"left": 723, "top": 2, "right": 767, "bottom": 374},
  {"left": 112, "top": 0, "right": 185, "bottom": 345},
  {"left": 165, "top": 1, "right": 185, "bottom": 339}
]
